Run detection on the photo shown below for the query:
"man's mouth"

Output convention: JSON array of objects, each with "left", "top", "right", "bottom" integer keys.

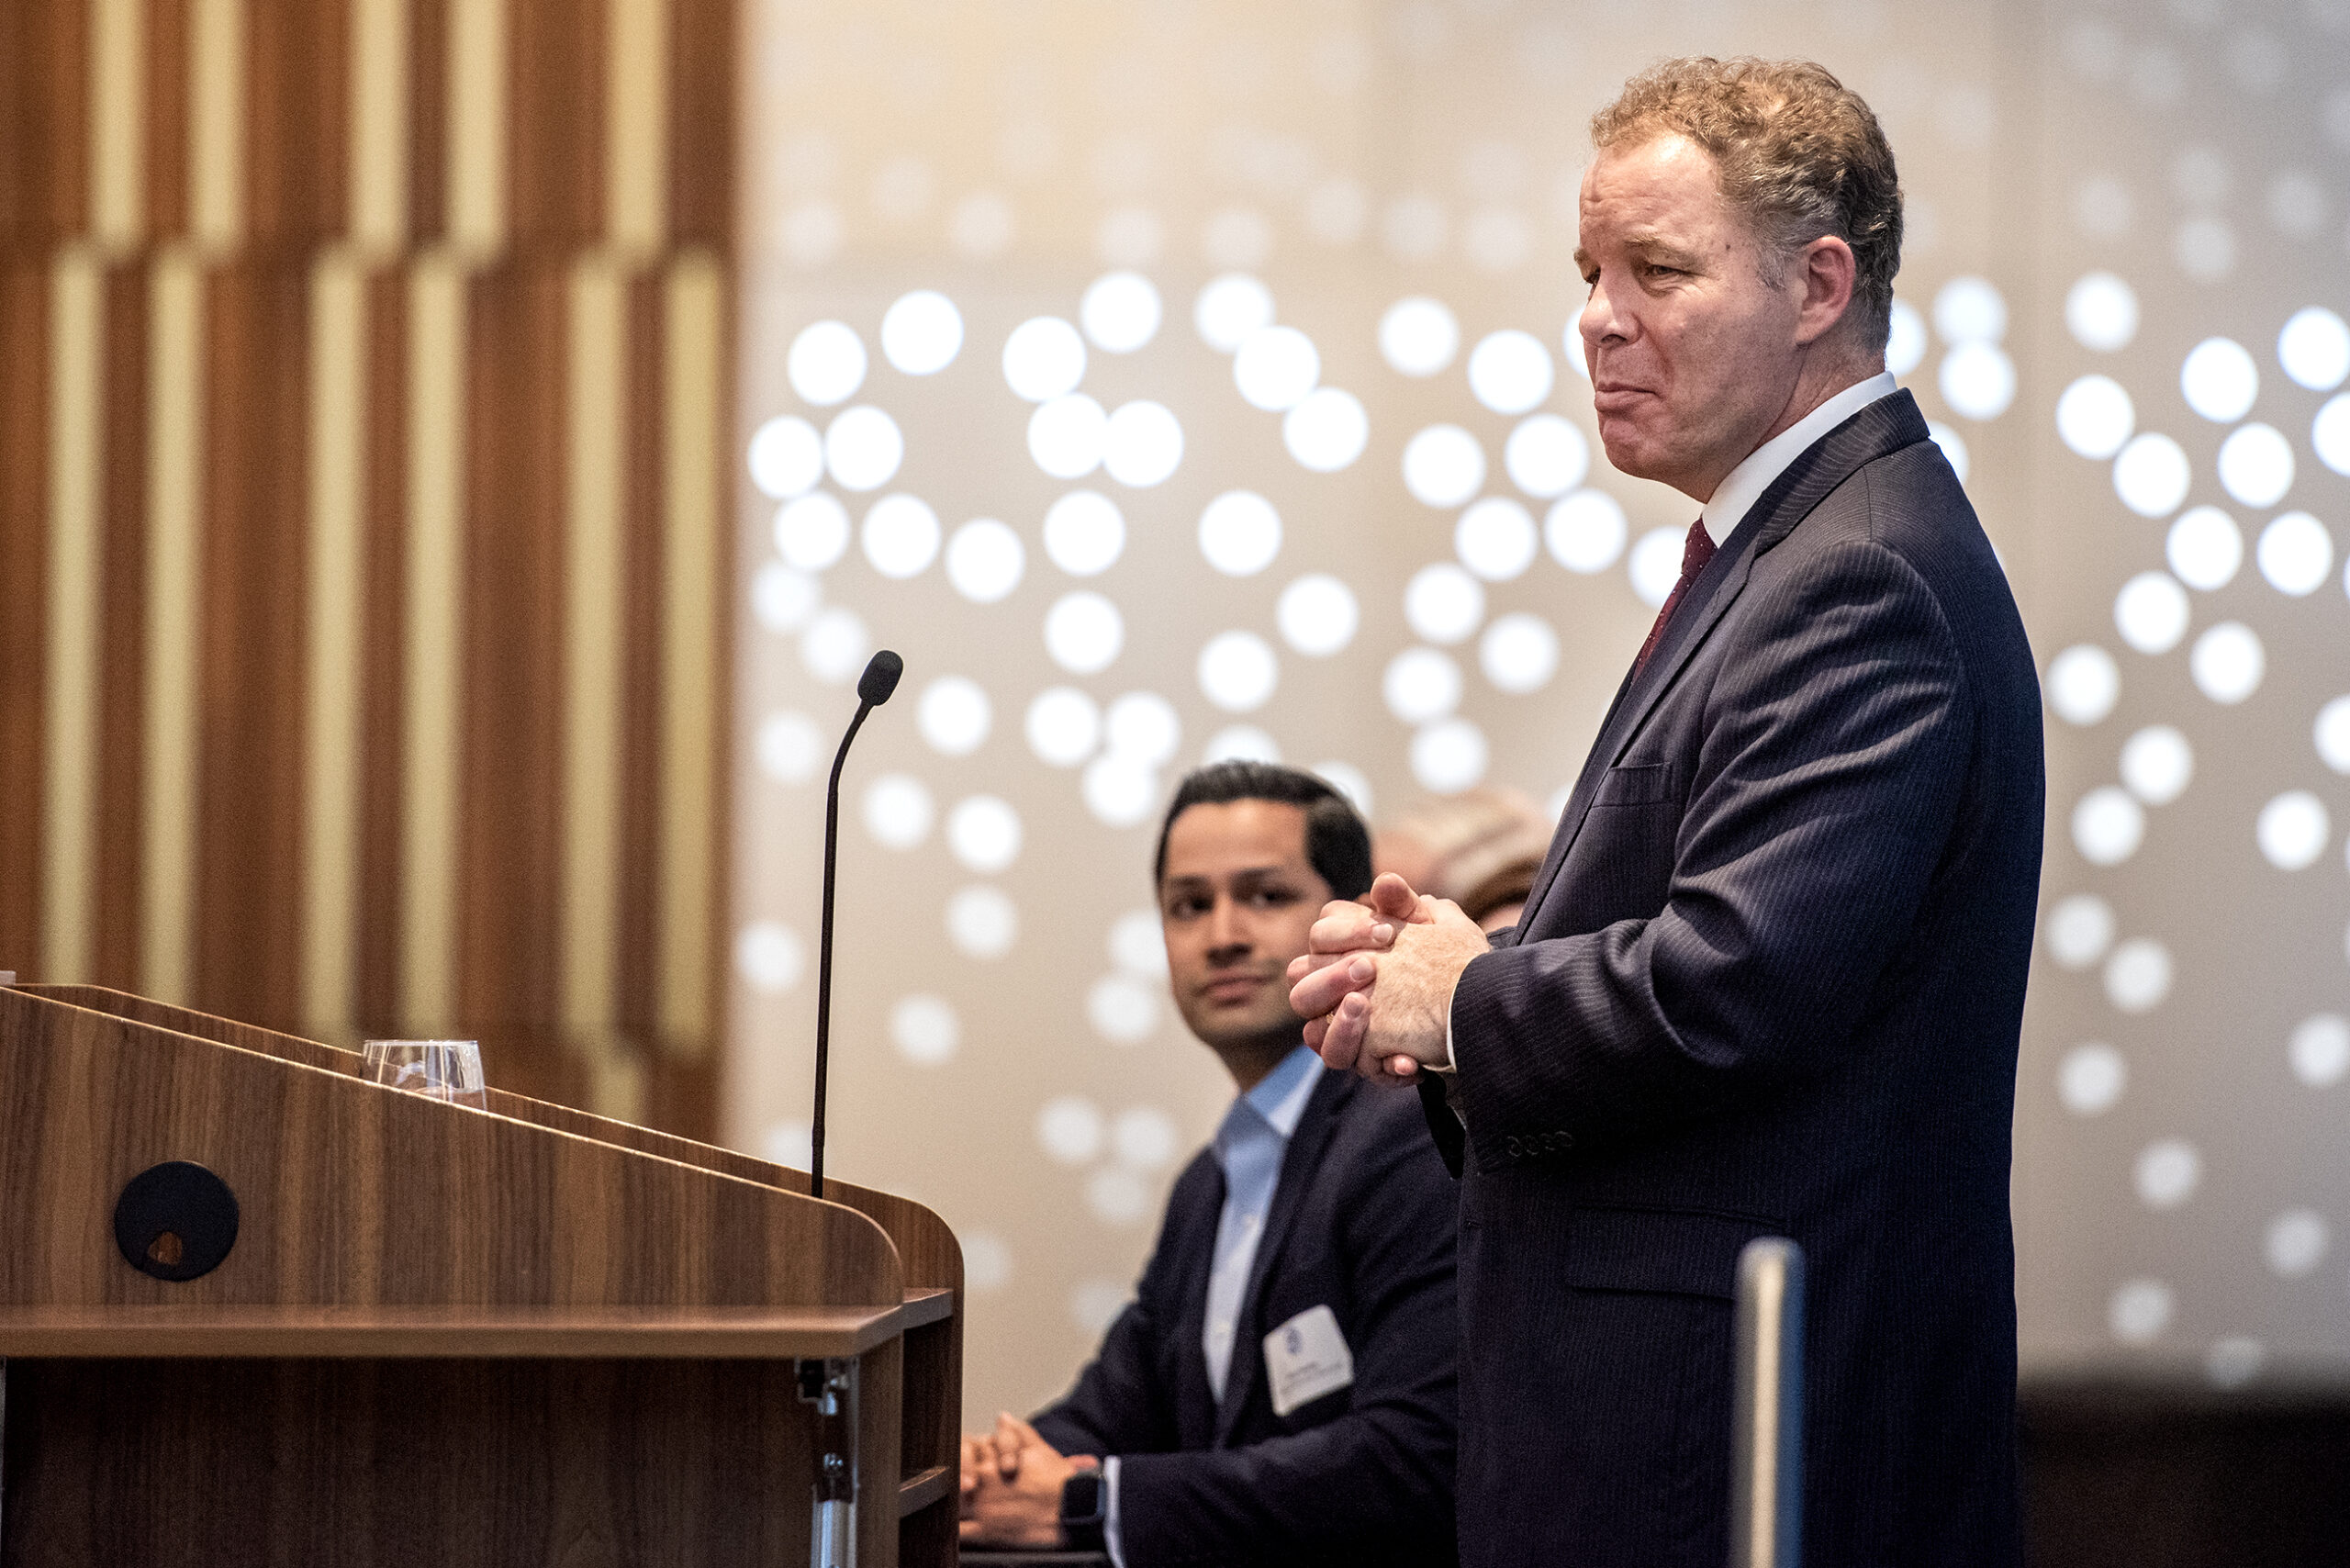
[{"left": 1203, "top": 975, "right": 1267, "bottom": 1004}]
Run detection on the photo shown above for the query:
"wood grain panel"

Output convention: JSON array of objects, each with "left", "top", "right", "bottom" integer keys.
[
  {"left": 354, "top": 264, "right": 409, "bottom": 1030},
  {"left": 667, "top": 0, "right": 730, "bottom": 246},
  {"left": 92, "top": 261, "right": 151, "bottom": 990},
  {"left": 2, "top": 1356, "right": 831, "bottom": 1567},
  {"left": 245, "top": 0, "right": 352, "bottom": 248},
  {"left": 0, "top": 1, "right": 90, "bottom": 249},
  {"left": 0, "top": 985, "right": 901, "bottom": 1308},
  {"left": 146, "top": 0, "right": 194, "bottom": 241},
  {"left": 408, "top": 0, "right": 449, "bottom": 242},
  {"left": 0, "top": 265, "right": 49, "bottom": 978},
  {"left": 509, "top": 0, "right": 605, "bottom": 246},
  {"left": 193, "top": 263, "right": 309, "bottom": 1029},
  {"left": 618, "top": 270, "right": 662, "bottom": 1041},
  {"left": 457, "top": 263, "right": 565, "bottom": 1026}
]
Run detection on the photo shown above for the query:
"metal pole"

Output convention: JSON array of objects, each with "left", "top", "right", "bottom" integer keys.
[{"left": 1730, "top": 1237, "right": 1804, "bottom": 1568}]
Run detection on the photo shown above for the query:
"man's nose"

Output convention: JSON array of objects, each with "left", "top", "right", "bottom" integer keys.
[
  {"left": 1582, "top": 281, "right": 1628, "bottom": 347},
  {"left": 1204, "top": 898, "right": 1251, "bottom": 958}
]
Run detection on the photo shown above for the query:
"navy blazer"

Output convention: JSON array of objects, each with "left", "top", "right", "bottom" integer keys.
[
  {"left": 1428, "top": 392, "right": 2042, "bottom": 1568},
  {"left": 1033, "top": 1067, "right": 1459, "bottom": 1568}
]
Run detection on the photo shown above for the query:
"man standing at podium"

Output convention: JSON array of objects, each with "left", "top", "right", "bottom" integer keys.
[
  {"left": 961, "top": 763, "right": 1459, "bottom": 1566},
  {"left": 1290, "top": 59, "right": 2042, "bottom": 1568}
]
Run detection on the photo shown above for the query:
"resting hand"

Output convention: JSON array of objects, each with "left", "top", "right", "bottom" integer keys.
[{"left": 958, "top": 1412, "right": 1097, "bottom": 1548}]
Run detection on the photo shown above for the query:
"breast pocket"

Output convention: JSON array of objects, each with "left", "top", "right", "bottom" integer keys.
[{"left": 1559, "top": 761, "right": 1683, "bottom": 920}]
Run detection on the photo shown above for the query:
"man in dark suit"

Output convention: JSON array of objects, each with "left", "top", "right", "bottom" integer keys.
[
  {"left": 960, "top": 762, "right": 1458, "bottom": 1566},
  {"left": 1291, "top": 59, "right": 2042, "bottom": 1567}
]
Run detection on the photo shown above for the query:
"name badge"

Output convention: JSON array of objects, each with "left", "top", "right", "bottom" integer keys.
[{"left": 1263, "top": 1305, "right": 1354, "bottom": 1417}]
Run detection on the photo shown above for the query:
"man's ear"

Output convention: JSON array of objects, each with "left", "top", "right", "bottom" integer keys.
[{"left": 1792, "top": 234, "right": 1857, "bottom": 347}]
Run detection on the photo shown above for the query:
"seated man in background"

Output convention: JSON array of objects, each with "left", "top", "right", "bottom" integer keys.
[{"left": 960, "top": 762, "right": 1459, "bottom": 1566}]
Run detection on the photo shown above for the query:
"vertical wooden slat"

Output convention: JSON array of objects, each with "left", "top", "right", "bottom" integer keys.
[
  {"left": 92, "top": 262, "right": 151, "bottom": 991},
  {"left": 351, "top": 0, "right": 410, "bottom": 254},
  {"left": 189, "top": 0, "right": 247, "bottom": 253},
  {"left": 194, "top": 263, "right": 309, "bottom": 1027},
  {"left": 562, "top": 254, "right": 625, "bottom": 1038},
  {"left": 147, "top": 0, "right": 195, "bottom": 242},
  {"left": 406, "top": 0, "right": 448, "bottom": 245},
  {"left": 607, "top": 0, "right": 666, "bottom": 256},
  {"left": 142, "top": 250, "right": 203, "bottom": 1003},
  {"left": 510, "top": 0, "right": 604, "bottom": 247},
  {"left": 656, "top": 249, "right": 719, "bottom": 1048},
  {"left": 41, "top": 252, "right": 102, "bottom": 987},
  {"left": 91, "top": 0, "right": 150, "bottom": 252},
  {"left": 400, "top": 252, "right": 464, "bottom": 1028},
  {"left": 306, "top": 252, "right": 366, "bottom": 1032},
  {"left": 447, "top": 0, "right": 508, "bottom": 256},
  {"left": 616, "top": 271, "right": 664, "bottom": 1043},
  {"left": 0, "top": 2, "right": 92, "bottom": 249},
  {"left": 246, "top": 0, "right": 351, "bottom": 249},
  {"left": 354, "top": 265, "right": 409, "bottom": 1028},
  {"left": 0, "top": 265, "right": 51, "bottom": 976},
  {"left": 458, "top": 263, "right": 565, "bottom": 1026},
  {"left": 666, "top": 0, "right": 727, "bottom": 248}
]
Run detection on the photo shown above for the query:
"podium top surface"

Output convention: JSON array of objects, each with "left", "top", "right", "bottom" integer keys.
[{"left": 0, "top": 1289, "right": 954, "bottom": 1360}]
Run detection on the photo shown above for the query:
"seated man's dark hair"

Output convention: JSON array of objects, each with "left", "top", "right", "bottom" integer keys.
[{"left": 1152, "top": 762, "right": 1374, "bottom": 901}]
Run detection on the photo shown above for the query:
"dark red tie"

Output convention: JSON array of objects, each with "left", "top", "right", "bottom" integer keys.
[{"left": 1631, "top": 519, "right": 1718, "bottom": 679}]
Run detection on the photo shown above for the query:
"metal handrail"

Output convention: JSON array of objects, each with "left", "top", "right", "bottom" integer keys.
[{"left": 1730, "top": 1237, "right": 1805, "bottom": 1568}]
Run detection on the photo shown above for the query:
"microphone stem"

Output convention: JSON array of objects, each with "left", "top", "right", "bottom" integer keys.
[{"left": 811, "top": 699, "right": 874, "bottom": 1202}]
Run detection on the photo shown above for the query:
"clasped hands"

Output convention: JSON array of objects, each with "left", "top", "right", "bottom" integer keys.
[
  {"left": 959, "top": 1411, "right": 1096, "bottom": 1549},
  {"left": 1286, "top": 872, "right": 1492, "bottom": 1081}
]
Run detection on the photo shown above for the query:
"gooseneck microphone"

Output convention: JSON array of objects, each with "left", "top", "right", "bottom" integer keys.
[{"left": 811, "top": 648, "right": 903, "bottom": 1201}]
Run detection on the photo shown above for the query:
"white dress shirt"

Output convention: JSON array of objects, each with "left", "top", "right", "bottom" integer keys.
[{"left": 1432, "top": 370, "right": 1902, "bottom": 1078}]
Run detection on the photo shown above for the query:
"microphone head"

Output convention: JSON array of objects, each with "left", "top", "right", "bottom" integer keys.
[{"left": 857, "top": 649, "right": 904, "bottom": 706}]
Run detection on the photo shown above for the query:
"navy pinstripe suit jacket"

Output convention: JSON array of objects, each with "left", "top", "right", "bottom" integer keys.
[{"left": 1427, "top": 390, "right": 2042, "bottom": 1567}]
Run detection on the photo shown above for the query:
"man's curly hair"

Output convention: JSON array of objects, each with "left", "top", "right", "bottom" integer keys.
[{"left": 1593, "top": 57, "right": 1904, "bottom": 351}]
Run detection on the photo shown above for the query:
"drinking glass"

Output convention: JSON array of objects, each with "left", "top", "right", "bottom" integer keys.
[{"left": 360, "top": 1039, "right": 488, "bottom": 1111}]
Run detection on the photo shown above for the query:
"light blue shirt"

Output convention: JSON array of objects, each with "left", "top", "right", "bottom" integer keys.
[
  {"left": 1102, "top": 1043, "right": 1322, "bottom": 1568},
  {"left": 1203, "top": 1043, "right": 1324, "bottom": 1402}
]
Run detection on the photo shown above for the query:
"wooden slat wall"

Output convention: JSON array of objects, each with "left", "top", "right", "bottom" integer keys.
[{"left": 0, "top": 0, "right": 733, "bottom": 1140}]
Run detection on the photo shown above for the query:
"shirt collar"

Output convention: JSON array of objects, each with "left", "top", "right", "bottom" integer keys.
[
  {"left": 1697, "top": 370, "right": 1899, "bottom": 549},
  {"left": 1240, "top": 1044, "right": 1324, "bottom": 1140}
]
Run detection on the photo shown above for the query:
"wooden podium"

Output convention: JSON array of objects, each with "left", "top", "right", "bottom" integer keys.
[{"left": 0, "top": 984, "right": 963, "bottom": 1567}]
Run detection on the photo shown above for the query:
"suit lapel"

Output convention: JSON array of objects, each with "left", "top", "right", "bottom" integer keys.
[
  {"left": 1211, "top": 1070, "right": 1350, "bottom": 1442},
  {"left": 1173, "top": 1159, "right": 1228, "bottom": 1448},
  {"left": 1514, "top": 392, "right": 1934, "bottom": 928}
]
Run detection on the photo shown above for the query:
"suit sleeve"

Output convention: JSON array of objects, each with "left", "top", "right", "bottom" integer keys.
[
  {"left": 1451, "top": 536, "right": 1974, "bottom": 1155},
  {"left": 1030, "top": 1164, "right": 1203, "bottom": 1459},
  {"left": 1109, "top": 1124, "right": 1459, "bottom": 1566}
]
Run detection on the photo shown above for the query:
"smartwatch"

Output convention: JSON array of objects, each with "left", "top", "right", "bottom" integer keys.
[{"left": 1059, "top": 1469, "right": 1107, "bottom": 1552}]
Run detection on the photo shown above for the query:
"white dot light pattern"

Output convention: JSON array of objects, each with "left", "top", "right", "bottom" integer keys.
[
  {"left": 1198, "top": 491, "right": 1281, "bottom": 576},
  {"left": 789, "top": 320, "right": 867, "bottom": 405},
  {"left": 1455, "top": 498, "right": 1539, "bottom": 581},
  {"left": 880, "top": 291, "right": 963, "bottom": 375},
  {"left": 1380, "top": 297, "right": 1459, "bottom": 376},
  {"left": 1403, "top": 425, "right": 1486, "bottom": 508},
  {"left": 1198, "top": 631, "right": 1279, "bottom": 711},
  {"left": 1002, "top": 317, "right": 1087, "bottom": 402},
  {"left": 1283, "top": 388, "right": 1371, "bottom": 472},
  {"left": 1080, "top": 272, "right": 1160, "bottom": 353},
  {"left": 946, "top": 519, "right": 1024, "bottom": 603},
  {"left": 1505, "top": 415, "right": 1590, "bottom": 498},
  {"left": 1466, "top": 330, "right": 1553, "bottom": 415},
  {"left": 1277, "top": 575, "right": 1360, "bottom": 656},
  {"left": 742, "top": 220, "right": 2350, "bottom": 1404},
  {"left": 749, "top": 416, "right": 823, "bottom": 498}
]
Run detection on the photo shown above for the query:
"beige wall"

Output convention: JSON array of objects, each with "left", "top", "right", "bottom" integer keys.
[{"left": 728, "top": 0, "right": 2350, "bottom": 1419}]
